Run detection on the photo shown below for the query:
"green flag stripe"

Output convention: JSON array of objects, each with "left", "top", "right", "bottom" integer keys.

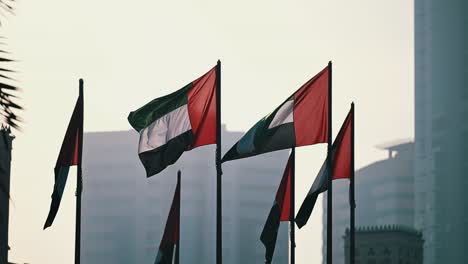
[
  {"left": 222, "top": 122, "right": 295, "bottom": 162},
  {"left": 221, "top": 96, "right": 295, "bottom": 162},
  {"left": 128, "top": 83, "right": 192, "bottom": 132},
  {"left": 245, "top": 97, "right": 293, "bottom": 153}
]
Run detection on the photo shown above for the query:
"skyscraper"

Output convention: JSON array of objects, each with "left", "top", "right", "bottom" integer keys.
[
  {"left": 415, "top": 1, "right": 468, "bottom": 263},
  {"left": 322, "top": 141, "right": 415, "bottom": 264},
  {"left": 81, "top": 127, "right": 289, "bottom": 264}
]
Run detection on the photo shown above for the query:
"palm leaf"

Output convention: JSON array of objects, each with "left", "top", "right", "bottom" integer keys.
[
  {"left": 0, "top": 0, "right": 18, "bottom": 204},
  {"left": 0, "top": 0, "right": 21, "bottom": 130}
]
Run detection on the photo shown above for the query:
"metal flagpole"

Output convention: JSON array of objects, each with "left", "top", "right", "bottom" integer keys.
[
  {"left": 326, "top": 61, "right": 333, "bottom": 264},
  {"left": 175, "top": 170, "right": 181, "bottom": 264},
  {"left": 349, "top": 103, "right": 355, "bottom": 264},
  {"left": 75, "top": 79, "right": 84, "bottom": 264},
  {"left": 215, "top": 60, "right": 223, "bottom": 264},
  {"left": 290, "top": 148, "right": 296, "bottom": 264}
]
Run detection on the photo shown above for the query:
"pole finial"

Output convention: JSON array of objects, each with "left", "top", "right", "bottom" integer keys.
[{"left": 79, "top": 78, "right": 84, "bottom": 96}]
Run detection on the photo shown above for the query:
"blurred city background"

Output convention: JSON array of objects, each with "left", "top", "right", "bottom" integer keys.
[{"left": 0, "top": 0, "right": 467, "bottom": 263}]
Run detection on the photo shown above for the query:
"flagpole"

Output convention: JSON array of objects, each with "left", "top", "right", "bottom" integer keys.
[
  {"left": 175, "top": 170, "right": 181, "bottom": 264},
  {"left": 75, "top": 79, "right": 84, "bottom": 264},
  {"left": 290, "top": 148, "right": 296, "bottom": 264},
  {"left": 349, "top": 103, "right": 355, "bottom": 264},
  {"left": 215, "top": 60, "right": 223, "bottom": 264},
  {"left": 326, "top": 61, "right": 333, "bottom": 264}
]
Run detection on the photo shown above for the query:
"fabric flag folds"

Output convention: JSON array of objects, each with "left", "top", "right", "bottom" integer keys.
[
  {"left": 154, "top": 173, "right": 181, "bottom": 264},
  {"left": 128, "top": 66, "right": 217, "bottom": 177},
  {"left": 222, "top": 65, "right": 329, "bottom": 163},
  {"left": 260, "top": 154, "right": 292, "bottom": 263},
  {"left": 295, "top": 107, "right": 353, "bottom": 228},
  {"left": 44, "top": 90, "right": 83, "bottom": 229}
]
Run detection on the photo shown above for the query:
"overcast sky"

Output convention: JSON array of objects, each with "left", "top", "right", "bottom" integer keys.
[{"left": 5, "top": 0, "right": 413, "bottom": 263}]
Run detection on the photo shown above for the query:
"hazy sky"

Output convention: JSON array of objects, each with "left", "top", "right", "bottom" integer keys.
[{"left": 5, "top": 0, "right": 413, "bottom": 263}]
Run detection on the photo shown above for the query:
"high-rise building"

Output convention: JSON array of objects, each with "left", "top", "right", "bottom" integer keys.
[
  {"left": 81, "top": 127, "right": 289, "bottom": 264},
  {"left": 415, "top": 1, "right": 468, "bottom": 263},
  {"left": 0, "top": 127, "right": 13, "bottom": 264},
  {"left": 322, "top": 141, "right": 415, "bottom": 264}
]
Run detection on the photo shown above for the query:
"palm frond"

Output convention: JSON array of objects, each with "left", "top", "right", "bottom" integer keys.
[
  {"left": 0, "top": 0, "right": 18, "bottom": 204},
  {"left": 0, "top": 0, "right": 21, "bottom": 130},
  {"left": 0, "top": 0, "right": 15, "bottom": 19}
]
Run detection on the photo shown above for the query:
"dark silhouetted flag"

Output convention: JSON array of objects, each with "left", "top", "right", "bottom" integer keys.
[
  {"left": 222, "top": 65, "right": 329, "bottom": 163},
  {"left": 295, "top": 108, "right": 353, "bottom": 228},
  {"left": 128, "top": 66, "right": 217, "bottom": 177},
  {"left": 260, "top": 154, "right": 292, "bottom": 263},
  {"left": 154, "top": 175, "right": 180, "bottom": 264},
  {"left": 44, "top": 91, "right": 83, "bottom": 229}
]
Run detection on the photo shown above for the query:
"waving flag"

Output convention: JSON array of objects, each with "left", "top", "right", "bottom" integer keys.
[
  {"left": 295, "top": 107, "right": 353, "bottom": 228},
  {"left": 222, "top": 65, "right": 329, "bottom": 163},
  {"left": 155, "top": 172, "right": 181, "bottom": 264},
  {"left": 260, "top": 154, "right": 292, "bottom": 263},
  {"left": 44, "top": 89, "right": 83, "bottom": 229},
  {"left": 128, "top": 66, "right": 217, "bottom": 177}
]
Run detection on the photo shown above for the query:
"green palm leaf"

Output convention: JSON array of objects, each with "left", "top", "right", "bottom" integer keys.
[
  {"left": 0, "top": 0, "right": 21, "bottom": 130},
  {"left": 0, "top": 0, "right": 18, "bottom": 204}
]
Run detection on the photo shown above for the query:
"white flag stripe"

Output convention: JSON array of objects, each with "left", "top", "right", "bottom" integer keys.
[
  {"left": 138, "top": 104, "right": 192, "bottom": 154},
  {"left": 268, "top": 100, "right": 294, "bottom": 129}
]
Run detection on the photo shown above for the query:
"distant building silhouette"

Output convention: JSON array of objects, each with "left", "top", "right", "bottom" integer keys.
[
  {"left": 0, "top": 128, "right": 13, "bottom": 264},
  {"left": 322, "top": 141, "right": 415, "bottom": 264},
  {"left": 343, "top": 225, "right": 423, "bottom": 264},
  {"left": 415, "top": 1, "right": 468, "bottom": 263},
  {"left": 81, "top": 126, "right": 289, "bottom": 264}
]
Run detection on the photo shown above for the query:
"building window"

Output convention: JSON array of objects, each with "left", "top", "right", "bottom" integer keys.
[{"left": 368, "top": 248, "right": 375, "bottom": 256}]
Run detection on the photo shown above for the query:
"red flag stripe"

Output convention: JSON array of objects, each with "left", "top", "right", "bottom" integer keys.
[
  {"left": 332, "top": 108, "right": 353, "bottom": 180},
  {"left": 159, "top": 175, "right": 181, "bottom": 247},
  {"left": 294, "top": 65, "right": 329, "bottom": 146},
  {"left": 187, "top": 66, "right": 217, "bottom": 149},
  {"left": 72, "top": 131, "right": 80, "bottom": 165},
  {"left": 56, "top": 94, "right": 83, "bottom": 166},
  {"left": 279, "top": 154, "right": 292, "bottom": 221}
]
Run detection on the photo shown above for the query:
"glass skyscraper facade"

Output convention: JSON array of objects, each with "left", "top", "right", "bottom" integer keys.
[{"left": 415, "top": 1, "right": 468, "bottom": 263}]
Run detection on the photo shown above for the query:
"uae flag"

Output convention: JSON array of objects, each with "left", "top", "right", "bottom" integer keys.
[
  {"left": 154, "top": 173, "right": 180, "bottom": 264},
  {"left": 44, "top": 89, "right": 83, "bottom": 229},
  {"left": 260, "top": 154, "right": 292, "bottom": 264},
  {"left": 295, "top": 107, "right": 353, "bottom": 228},
  {"left": 128, "top": 66, "right": 217, "bottom": 177},
  {"left": 222, "top": 65, "right": 329, "bottom": 162}
]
